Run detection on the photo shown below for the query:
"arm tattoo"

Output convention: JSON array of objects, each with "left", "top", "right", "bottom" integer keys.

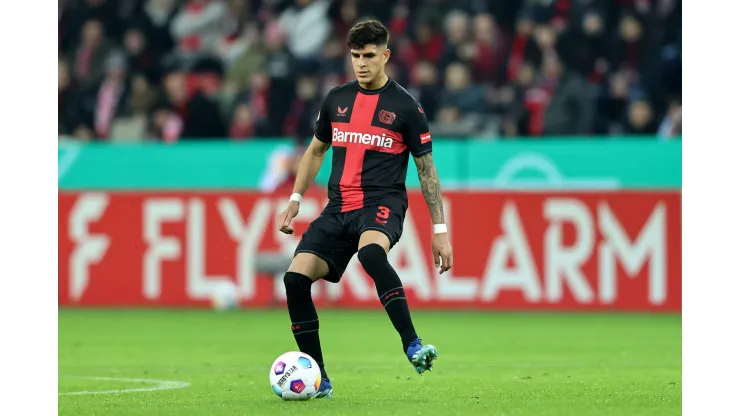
[{"left": 414, "top": 153, "right": 445, "bottom": 225}]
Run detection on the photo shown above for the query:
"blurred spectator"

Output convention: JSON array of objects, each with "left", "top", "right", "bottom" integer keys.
[
  {"left": 595, "top": 71, "right": 632, "bottom": 135},
  {"left": 129, "top": 74, "right": 160, "bottom": 117},
  {"left": 262, "top": 21, "right": 297, "bottom": 136},
  {"left": 58, "top": 0, "right": 681, "bottom": 141},
  {"left": 230, "top": 102, "right": 257, "bottom": 139},
  {"left": 184, "top": 79, "right": 228, "bottom": 139},
  {"left": 84, "top": 52, "right": 131, "bottom": 140},
  {"left": 624, "top": 98, "right": 658, "bottom": 135},
  {"left": 409, "top": 60, "right": 441, "bottom": 122},
  {"left": 506, "top": 10, "right": 539, "bottom": 83},
  {"left": 533, "top": 24, "right": 557, "bottom": 58},
  {"left": 278, "top": 0, "right": 332, "bottom": 63},
  {"left": 412, "top": 21, "right": 446, "bottom": 65},
  {"left": 470, "top": 14, "right": 509, "bottom": 85},
  {"left": 218, "top": 21, "right": 260, "bottom": 69},
  {"left": 170, "top": 0, "right": 228, "bottom": 57},
  {"left": 140, "top": 0, "right": 178, "bottom": 56},
  {"left": 149, "top": 105, "right": 183, "bottom": 142},
  {"left": 439, "top": 63, "right": 488, "bottom": 117},
  {"left": 220, "top": 22, "right": 266, "bottom": 116},
  {"left": 59, "top": 58, "right": 84, "bottom": 137},
  {"left": 431, "top": 106, "right": 479, "bottom": 137},
  {"left": 500, "top": 62, "right": 536, "bottom": 137},
  {"left": 542, "top": 52, "right": 595, "bottom": 136},
  {"left": 410, "top": 0, "right": 446, "bottom": 30},
  {"left": 608, "top": 13, "right": 648, "bottom": 77},
  {"left": 438, "top": 11, "right": 471, "bottom": 73},
  {"left": 333, "top": 0, "right": 359, "bottom": 38},
  {"left": 558, "top": 9, "right": 609, "bottom": 81},
  {"left": 319, "top": 37, "right": 346, "bottom": 76},
  {"left": 283, "top": 74, "right": 323, "bottom": 143},
  {"left": 61, "top": 0, "right": 120, "bottom": 56},
  {"left": 71, "top": 19, "right": 113, "bottom": 90},
  {"left": 658, "top": 98, "right": 681, "bottom": 139},
  {"left": 122, "top": 25, "right": 159, "bottom": 81},
  {"left": 150, "top": 70, "right": 229, "bottom": 141}
]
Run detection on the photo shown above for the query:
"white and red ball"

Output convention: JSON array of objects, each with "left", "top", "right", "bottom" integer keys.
[{"left": 269, "top": 351, "right": 322, "bottom": 400}]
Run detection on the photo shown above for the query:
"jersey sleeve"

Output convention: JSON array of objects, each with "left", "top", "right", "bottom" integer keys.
[
  {"left": 404, "top": 103, "right": 433, "bottom": 157},
  {"left": 314, "top": 95, "right": 332, "bottom": 143}
]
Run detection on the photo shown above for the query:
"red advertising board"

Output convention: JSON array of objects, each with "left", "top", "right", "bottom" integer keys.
[{"left": 58, "top": 190, "right": 681, "bottom": 311}]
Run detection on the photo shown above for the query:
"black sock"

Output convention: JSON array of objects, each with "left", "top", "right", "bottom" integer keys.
[
  {"left": 283, "top": 272, "right": 328, "bottom": 379},
  {"left": 357, "top": 244, "right": 419, "bottom": 353}
]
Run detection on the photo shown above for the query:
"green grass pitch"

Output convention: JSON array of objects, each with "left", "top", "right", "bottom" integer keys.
[{"left": 58, "top": 309, "right": 681, "bottom": 415}]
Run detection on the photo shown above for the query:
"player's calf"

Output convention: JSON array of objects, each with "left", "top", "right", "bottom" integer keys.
[
  {"left": 283, "top": 272, "right": 329, "bottom": 380},
  {"left": 357, "top": 243, "right": 419, "bottom": 353}
]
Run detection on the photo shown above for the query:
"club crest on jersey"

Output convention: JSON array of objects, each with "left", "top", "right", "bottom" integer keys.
[
  {"left": 332, "top": 128, "right": 393, "bottom": 149},
  {"left": 378, "top": 110, "right": 396, "bottom": 125}
]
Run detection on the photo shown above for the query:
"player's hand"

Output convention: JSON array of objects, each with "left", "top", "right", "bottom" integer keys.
[
  {"left": 278, "top": 201, "right": 300, "bottom": 234},
  {"left": 432, "top": 233, "right": 453, "bottom": 274}
]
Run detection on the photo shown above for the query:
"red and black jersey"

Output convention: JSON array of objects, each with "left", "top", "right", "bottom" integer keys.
[{"left": 314, "top": 78, "right": 433, "bottom": 214}]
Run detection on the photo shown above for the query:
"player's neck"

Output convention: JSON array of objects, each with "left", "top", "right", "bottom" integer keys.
[{"left": 359, "top": 73, "right": 389, "bottom": 91}]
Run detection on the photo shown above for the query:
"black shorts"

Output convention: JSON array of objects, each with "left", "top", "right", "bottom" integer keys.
[{"left": 294, "top": 199, "right": 406, "bottom": 283}]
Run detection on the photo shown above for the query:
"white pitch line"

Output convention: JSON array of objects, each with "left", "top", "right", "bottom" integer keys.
[{"left": 59, "top": 376, "right": 190, "bottom": 396}]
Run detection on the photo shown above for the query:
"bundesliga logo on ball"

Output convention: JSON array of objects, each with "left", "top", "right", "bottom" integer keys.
[{"left": 269, "top": 352, "right": 322, "bottom": 401}]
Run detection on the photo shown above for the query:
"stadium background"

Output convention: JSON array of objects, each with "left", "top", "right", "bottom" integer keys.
[
  {"left": 58, "top": 0, "right": 681, "bottom": 311},
  {"left": 57, "top": 0, "right": 681, "bottom": 413}
]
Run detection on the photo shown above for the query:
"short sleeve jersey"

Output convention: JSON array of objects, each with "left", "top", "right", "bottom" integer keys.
[{"left": 314, "top": 79, "right": 433, "bottom": 214}]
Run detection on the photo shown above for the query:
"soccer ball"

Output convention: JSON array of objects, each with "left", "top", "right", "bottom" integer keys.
[
  {"left": 269, "top": 351, "right": 322, "bottom": 400},
  {"left": 208, "top": 280, "right": 240, "bottom": 311}
]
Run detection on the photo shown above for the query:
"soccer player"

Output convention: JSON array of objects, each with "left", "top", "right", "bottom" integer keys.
[{"left": 277, "top": 20, "right": 453, "bottom": 398}]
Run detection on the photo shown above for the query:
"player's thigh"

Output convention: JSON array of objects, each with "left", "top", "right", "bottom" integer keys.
[
  {"left": 356, "top": 201, "right": 405, "bottom": 251},
  {"left": 287, "top": 252, "right": 330, "bottom": 281},
  {"left": 293, "top": 214, "right": 357, "bottom": 283},
  {"left": 358, "top": 230, "right": 391, "bottom": 252}
]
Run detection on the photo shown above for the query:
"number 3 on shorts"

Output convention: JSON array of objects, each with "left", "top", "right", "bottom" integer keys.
[{"left": 376, "top": 206, "right": 390, "bottom": 219}]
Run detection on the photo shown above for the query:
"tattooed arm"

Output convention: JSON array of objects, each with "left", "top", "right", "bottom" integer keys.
[
  {"left": 413, "top": 152, "right": 445, "bottom": 225},
  {"left": 414, "top": 152, "right": 453, "bottom": 273},
  {"left": 407, "top": 101, "right": 452, "bottom": 272}
]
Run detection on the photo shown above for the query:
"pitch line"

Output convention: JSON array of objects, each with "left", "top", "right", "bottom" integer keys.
[{"left": 59, "top": 376, "right": 190, "bottom": 396}]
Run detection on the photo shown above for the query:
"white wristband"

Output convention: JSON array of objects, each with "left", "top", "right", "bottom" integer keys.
[
  {"left": 289, "top": 193, "right": 302, "bottom": 203},
  {"left": 433, "top": 224, "right": 447, "bottom": 234}
]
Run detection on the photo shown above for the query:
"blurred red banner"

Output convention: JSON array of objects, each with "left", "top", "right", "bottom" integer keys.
[{"left": 59, "top": 190, "right": 681, "bottom": 311}]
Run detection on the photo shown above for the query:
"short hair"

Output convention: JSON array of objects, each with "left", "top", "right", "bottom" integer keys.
[{"left": 347, "top": 20, "right": 389, "bottom": 50}]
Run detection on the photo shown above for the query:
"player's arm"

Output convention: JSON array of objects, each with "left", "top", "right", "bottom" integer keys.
[
  {"left": 406, "top": 105, "right": 453, "bottom": 273},
  {"left": 291, "top": 137, "right": 330, "bottom": 197},
  {"left": 413, "top": 153, "right": 445, "bottom": 226},
  {"left": 279, "top": 97, "right": 333, "bottom": 234}
]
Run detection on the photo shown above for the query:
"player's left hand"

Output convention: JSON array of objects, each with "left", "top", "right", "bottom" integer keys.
[{"left": 432, "top": 233, "right": 453, "bottom": 274}]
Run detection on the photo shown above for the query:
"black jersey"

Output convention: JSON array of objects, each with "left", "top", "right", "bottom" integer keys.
[{"left": 314, "top": 78, "right": 433, "bottom": 214}]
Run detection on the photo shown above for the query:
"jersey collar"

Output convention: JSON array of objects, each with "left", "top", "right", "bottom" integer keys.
[{"left": 357, "top": 77, "right": 392, "bottom": 95}]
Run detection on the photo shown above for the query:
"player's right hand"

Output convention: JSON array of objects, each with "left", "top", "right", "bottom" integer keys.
[
  {"left": 432, "top": 233, "right": 453, "bottom": 274},
  {"left": 278, "top": 201, "right": 300, "bottom": 234}
]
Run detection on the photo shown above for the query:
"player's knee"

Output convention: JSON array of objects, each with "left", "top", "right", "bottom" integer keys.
[
  {"left": 358, "top": 243, "right": 389, "bottom": 271},
  {"left": 283, "top": 272, "right": 313, "bottom": 296},
  {"left": 288, "top": 253, "right": 329, "bottom": 280}
]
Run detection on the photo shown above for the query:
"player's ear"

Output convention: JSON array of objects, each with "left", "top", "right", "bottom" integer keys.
[{"left": 384, "top": 48, "right": 391, "bottom": 63}]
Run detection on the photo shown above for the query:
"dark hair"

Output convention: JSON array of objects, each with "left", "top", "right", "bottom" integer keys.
[{"left": 347, "top": 20, "right": 389, "bottom": 50}]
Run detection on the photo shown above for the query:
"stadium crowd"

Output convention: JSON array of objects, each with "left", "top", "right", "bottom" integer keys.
[{"left": 58, "top": 0, "right": 682, "bottom": 143}]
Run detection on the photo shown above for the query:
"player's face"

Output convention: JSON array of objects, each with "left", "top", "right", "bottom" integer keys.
[{"left": 350, "top": 44, "right": 390, "bottom": 85}]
